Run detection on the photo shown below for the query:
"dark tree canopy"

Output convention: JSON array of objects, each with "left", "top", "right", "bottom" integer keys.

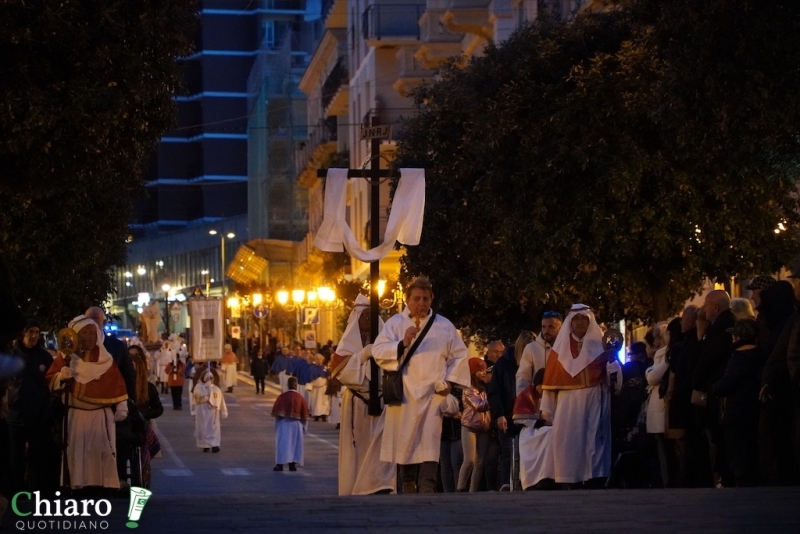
[
  {"left": 395, "top": 0, "right": 800, "bottom": 342},
  {"left": 0, "top": 0, "right": 197, "bottom": 327}
]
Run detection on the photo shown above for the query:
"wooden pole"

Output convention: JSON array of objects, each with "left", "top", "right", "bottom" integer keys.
[{"left": 368, "top": 117, "right": 382, "bottom": 417}]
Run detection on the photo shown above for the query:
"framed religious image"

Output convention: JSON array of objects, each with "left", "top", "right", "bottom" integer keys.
[
  {"left": 189, "top": 299, "right": 224, "bottom": 361},
  {"left": 201, "top": 319, "right": 215, "bottom": 338}
]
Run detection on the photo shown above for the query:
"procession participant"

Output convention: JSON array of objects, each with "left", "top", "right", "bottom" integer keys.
[
  {"left": 373, "top": 276, "right": 471, "bottom": 494},
  {"left": 540, "top": 304, "right": 612, "bottom": 486},
  {"left": 271, "top": 376, "right": 309, "bottom": 471},
  {"left": 271, "top": 345, "right": 295, "bottom": 392},
  {"left": 514, "top": 368, "right": 553, "bottom": 490},
  {"left": 193, "top": 369, "right": 228, "bottom": 453},
  {"left": 333, "top": 294, "right": 395, "bottom": 495},
  {"left": 86, "top": 306, "right": 137, "bottom": 401},
  {"left": 46, "top": 315, "right": 129, "bottom": 490},
  {"left": 517, "top": 312, "right": 563, "bottom": 395},
  {"left": 307, "top": 354, "right": 331, "bottom": 421},
  {"left": 165, "top": 353, "right": 186, "bottom": 410},
  {"left": 156, "top": 339, "right": 174, "bottom": 394},
  {"left": 189, "top": 362, "right": 219, "bottom": 416},
  {"left": 221, "top": 343, "right": 239, "bottom": 393}
]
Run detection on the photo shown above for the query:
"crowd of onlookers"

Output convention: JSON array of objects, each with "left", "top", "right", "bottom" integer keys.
[{"left": 4, "top": 272, "right": 800, "bottom": 501}]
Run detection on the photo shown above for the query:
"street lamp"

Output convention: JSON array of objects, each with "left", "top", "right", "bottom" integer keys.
[{"left": 208, "top": 230, "right": 236, "bottom": 298}]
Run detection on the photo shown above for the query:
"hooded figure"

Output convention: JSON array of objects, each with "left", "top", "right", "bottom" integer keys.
[
  {"left": 193, "top": 370, "right": 228, "bottom": 453},
  {"left": 46, "top": 315, "right": 129, "bottom": 489},
  {"left": 540, "top": 304, "right": 612, "bottom": 485},
  {"left": 333, "top": 294, "right": 396, "bottom": 495}
]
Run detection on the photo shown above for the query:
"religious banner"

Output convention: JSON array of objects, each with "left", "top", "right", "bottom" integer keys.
[
  {"left": 304, "top": 330, "right": 317, "bottom": 349},
  {"left": 170, "top": 302, "right": 182, "bottom": 323},
  {"left": 188, "top": 299, "right": 224, "bottom": 361}
]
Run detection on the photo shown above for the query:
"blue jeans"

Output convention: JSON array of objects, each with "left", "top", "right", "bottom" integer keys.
[{"left": 439, "top": 439, "right": 463, "bottom": 492}]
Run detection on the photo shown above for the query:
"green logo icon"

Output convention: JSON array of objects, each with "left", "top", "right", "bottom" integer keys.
[{"left": 126, "top": 487, "right": 152, "bottom": 528}]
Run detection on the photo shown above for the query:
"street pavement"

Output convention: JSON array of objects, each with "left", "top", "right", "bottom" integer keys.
[{"left": 2, "top": 372, "right": 799, "bottom": 533}]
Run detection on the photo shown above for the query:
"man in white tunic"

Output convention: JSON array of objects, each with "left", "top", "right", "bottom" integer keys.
[
  {"left": 515, "top": 312, "right": 561, "bottom": 488},
  {"left": 193, "top": 370, "right": 228, "bottom": 453},
  {"left": 516, "top": 312, "right": 562, "bottom": 395},
  {"left": 540, "top": 304, "right": 612, "bottom": 486},
  {"left": 271, "top": 377, "right": 309, "bottom": 471},
  {"left": 373, "top": 277, "right": 470, "bottom": 493},
  {"left": 333, "top": 294, "right": 396, "bottom": 495}
]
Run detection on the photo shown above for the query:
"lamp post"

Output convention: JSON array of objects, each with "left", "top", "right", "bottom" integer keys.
[
  {"left": 275, "top": 287, "right": 340, "bottom": 349},
  {"left": 208, "top": 230, "right": 236, "bottom": 298},
  {"left": 162, "top": 284, "right": 172, "bottom": 336}
]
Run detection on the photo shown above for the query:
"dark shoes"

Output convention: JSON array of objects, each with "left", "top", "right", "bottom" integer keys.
[
  {"left": 274, "top": 463, "right": 297, "bottom": 471},
  {"left": 211, "top": 446, "right": 220, "bottom": 453},
  {"left": 203, "top": 448, "right": 210, "bottom": 453},
  {"left": 288, "top": 463, "right": 297, "bottom": 472},
  {"left": 227, "top": 387, "right": 234, "bottom": 393},
  {"left": 174, "top": 406, "right": 182, "bottom": 410},
  {"left": 273, "top": 464, "right": 283, "bottom": 471}
]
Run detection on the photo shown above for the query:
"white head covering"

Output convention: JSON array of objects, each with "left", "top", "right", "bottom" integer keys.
[
  {"left": 67, "top": 314, "right": 113, "bottom": 383},
  {"left": 551, "top": 304, "right": 605, "bottom": 377},
  {"left": 336, "top": 294, "right": 383, "bottom": 357}
]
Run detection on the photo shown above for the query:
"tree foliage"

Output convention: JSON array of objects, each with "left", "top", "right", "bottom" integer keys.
[
  {"left": 0, "top": 0, "right": 197, "bottom": 327},
  {"left": 395, "top": 0, "right": 800, "bottom": 342}
]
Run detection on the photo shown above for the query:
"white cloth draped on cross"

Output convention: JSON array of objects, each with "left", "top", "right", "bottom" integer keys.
[{"left": 313, "top": 168, "right": 425, "bottom": 262}]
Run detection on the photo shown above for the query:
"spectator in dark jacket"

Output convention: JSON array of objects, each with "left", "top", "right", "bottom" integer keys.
[
  {"left": 710, "top": 319, "right": 763, "bottom": 486},
  {"left": 8, "top": 319, "right": 59, "bottom": 495},
  {"left": 251, "top": 349, "right": 268, "bottom": 394},
  {"left": 693, "top": 290, "right": 736, "bottom": 486},
  {"left": 756, "top": 280, "right": 798, "bottom": 485},
  {"left": 489, "top": 332, "right": 533, "bottom": 491}
]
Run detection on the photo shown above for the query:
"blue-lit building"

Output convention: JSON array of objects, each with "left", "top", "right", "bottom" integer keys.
[{"left": 112, "top": 0, "right": 323, "bottom": 333}]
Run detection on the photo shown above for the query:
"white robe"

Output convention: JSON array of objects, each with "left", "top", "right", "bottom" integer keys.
[
  {"left": 337, "top": 348, "right": 396, "bottom": 495},
  {"left": 307, "top": 377, "right": 331, "bottom": 417},
  {"left": 518, "top": 423, "right": 553, "bottom": 489},
  {"left": 516, "top": 338, "right": 552, "bottom": 396},
  {"left": 328, "top": 387, "right": 342, "bottom": 425},
  {"left": 540, "top": 385, "right": 611, "bottom": 483},
  {"left": 157, "top": 349, "right": 173, "bottom": 383},
  {"left": 275, "top": 418, "right": 305, "bottom": 465},
  {"left": 67, "top": 407, "right": 119, "bottom": 489},
  {"left": 278, "top": 370, "right": 290, "bottom": 392},
  {"left": 373, "top": 310, "right": 470, "bottom": 465},
  {"left": 221, "top": 362, "right": 238, "bottom": 390},
  {"left": 193, "top": 383, "right": 228, "bottom": 448}
]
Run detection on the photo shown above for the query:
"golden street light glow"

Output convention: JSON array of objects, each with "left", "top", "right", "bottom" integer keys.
[
  {"left": 292, "top": 289, "right": 305, "bottom": 304},
  {"left": 227, "top": 297, "right": 240, "bottom": 309},
  {"left": 277, "top": 290, "right": 289, "bottom": 306},
  {"left": 137, "top": 267, "right": 147, "bottom": 275},
  {"left": 377, "top": 279, "right": 387, "bottom": 297},
  {"left": 162, "top": 284, "right": 171, "bottom": 292},
  {"left": 226, "top": 232, "right": 235, "bottom": 239},
  {"left": 209, "top": 230, "right": 218, "bottom": 235},
  {"left": 252, "top": 293, "right": 263, "bottom": 305}
]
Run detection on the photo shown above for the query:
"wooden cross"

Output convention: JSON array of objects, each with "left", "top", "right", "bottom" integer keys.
[{"left": 317, "top": 118, "right": 394, "bottom": 417}]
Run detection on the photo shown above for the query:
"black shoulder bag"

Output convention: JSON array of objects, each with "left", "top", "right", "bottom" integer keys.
[{"left": 382, "top": 313, "right": 437, "bottom": 406}]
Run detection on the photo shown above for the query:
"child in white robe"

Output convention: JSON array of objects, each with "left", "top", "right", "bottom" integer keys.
[{"left": 193, "top": 370, "right": 228, "bottom": 453}]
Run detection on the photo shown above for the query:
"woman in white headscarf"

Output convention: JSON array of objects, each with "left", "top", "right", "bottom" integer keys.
[{"left": 193, "top": 370, "right": 228, "bottom": 453}]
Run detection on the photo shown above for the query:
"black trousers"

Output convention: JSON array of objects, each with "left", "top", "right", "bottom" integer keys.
[
  {"left": 170, "top": 386, "right": 183, "bottom": 408},
  {"left": 254, "top": 377, "right": 266, "bottom": 393},
  {"left": 7, "top": 423, "right": 59, "bottom": 495}
]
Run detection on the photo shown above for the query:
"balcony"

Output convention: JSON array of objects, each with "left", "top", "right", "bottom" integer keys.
[
  {"left": 321, "top": 56, "right": 349, "bottom": 116},
  {"left": 361, "top": 4, "right": 425, "bottom": 47}
]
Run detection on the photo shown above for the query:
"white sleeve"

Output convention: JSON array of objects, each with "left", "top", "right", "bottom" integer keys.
[
  {"left": 516, "top": 344, "right": 535, "bottom": 396},
  {"left": 372, "top": 317, "right": 403, "bottom": 372}
]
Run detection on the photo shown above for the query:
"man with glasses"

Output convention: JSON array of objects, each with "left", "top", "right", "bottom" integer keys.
[{"left": 517, "top": 312, "right": 563, "bottom": 396}]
